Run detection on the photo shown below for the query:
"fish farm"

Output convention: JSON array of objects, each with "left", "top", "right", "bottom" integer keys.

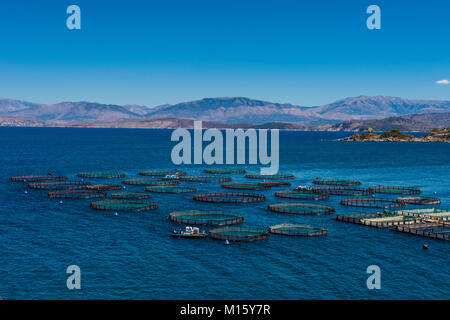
[
  {"left": 169, "top": 210, "right": 243, "bottom": 226},
  {"left": 111, "top": 192, "right": 152, "bottom": 199},
  {"left": 204, "top": 168, "right": 246, "bottom": 174},
  {"left": 313, "top": 178, "right": 361, "bottom": 186},
  {"left": 28, "top": 181, "right": 89, "bottom": 190},
  {"left": 368, "top": 185, "right": 421, "bottom": 195},
  {"left": 340, "top": 198, "right": 406, "bottom": 209},
  {"left": 221, "top": 182, "right": 271, "bottom": 191},
  {"left": 335, "top": 211, "right": 419, "bottom": 228},
  {"left": 258, "top": 181, "right": 292, "bottom": 187},
  {"left": 179, "top": 175, "right": 232, "bottom": 183},
  {"left": 11, "top": 175, "right": 68, "bottom": 182},
  {"left": 269, "top": 223, "right": 329, "bottom": 236},
  {"left": 396, "top": 197, "right": 441, "bottom": 205},
  {"left": 193, "top": 192, "right": 267, "bottom": 203},
  {"left": 76, "top": 171, "right": 126, "bottom": 179},
  {"left": 396, "top": 208, "right": 450, "bottom": 220},
  {"left": 48, "top": 189, "right": 107, "bottom": 199},
  {"left": 268, "top": 202, "right": 335, "bottom": 215},
  {"left": 90, "top": 199, "right": 158, "bottom": 212},
  {"left": 122, "top": 178, "right": 180, "bottom": 186},
  {"left": 85, "top": 184, "right": 123, "bottom": 191},
  {"left": 139, "top": 170, "right": 186, "bottom": 176},
  {"left": 245, "top": 173, "right": 295, "bottom": 180},
  {"left": 145, "top": 185, "right": 197, "bottom": 193},
  {"left": 209, "top": 226, "right": 270, "bottom": 242},
  {"left": 275, "top": 190, "right": 330, "bottom": 200},
  {"left": 312, "top": 186, "right": 373, "bottom": 196}
]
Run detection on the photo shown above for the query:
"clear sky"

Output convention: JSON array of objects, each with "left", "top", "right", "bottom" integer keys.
[{"left": 0, "top": 0, "right": 448, "bottom": 107}]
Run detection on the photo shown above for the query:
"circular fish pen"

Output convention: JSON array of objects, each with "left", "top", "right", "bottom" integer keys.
[
  {"left": 275, "top": 190, "right": 330, "bottom": 200},
  {"left": 269, "top": 223, "right": 329, "bottom": 236},
  {"left": 194, "top": 192, "right": 266, "bottom": 203},
  {"left": 11, "top": 175, "right": 67, "bottom": 182},
  {"left": 209, "top": 226, "right": 269, "bottom": 242},
  {"left": 368, "top": 185, "right": 421, "bottom": 195},
  {"left": 258, "top": 181, "right": 292, "bottom": 187},
  {"left": 111, "top": 192, "right": 152, "bottom": 200},
  {"left": 76, "top": 171, "right": 125, "bottom": 179},
  {"left": 90, "top": 199, "right": 158, "bottom": 212},
  {"left": 179, "top": 175, "right": 232, "bottom": 183},
  {"left": 313, "top": 178, "right": 361, "bottom": 186},
  {"left": 170, "top": 210, "right": 243, "bottom": 226},
  {"left": 28, "top": 181, "right": 89, "bottom": 190},
  {"left": 312, "top": 186, "right": 373, "bottom": 196},
  {"left": 48, "top": 189, "right": 107, "bottom": 199},
  {"left": 340, "top": 198, "right": 406, "bottom": 209},
  {"left": 139, "top": 170, "right": 186, "bottom": 176},
  {"left": 123, "top": 178, "right": 180, "bottom": 186},
  {"left": 245, "top": 173, "right": 295, "bottom": 180},
  {"left": 86, "top": 184, "right": 123, "bottom": 191},
  {"left": 221, "top": 182, "right": 271, "bottom": 191},
  {"left": 145, "top": 185, "right": 197, "bottom": 193},
  {"left": 397, "top": 197, "right": 441, "bottom": 205},
  {"left": 204, "top": 168, "right": 246, "bottom": 174},
  {"left": 268, "top": 202, "right": 335, "bottom": 215}
]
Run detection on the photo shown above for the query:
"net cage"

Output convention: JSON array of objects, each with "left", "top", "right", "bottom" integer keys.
[
  {"left": 139, "top": 170, "right": 187, "bottom": 176},
  {"left": 111, "top": 192, "right": 152, "bottom": 199},
  {"left": 145, "top": 185, "right": 197, "bottom": 193},
  {"left": 11, "top": 175, "right": 67, "bottom": 182},
  {"left": 396, "top": 197, "right": 441, "bottom": 205},
  {"left": 28, "top": 181, "right": 89, "bottom": 190},
  {"left": 209, "top": 226, "right": 269, "bottom": 242},
  {"left": 122, "top": 178, "right": 180, "bottom": 186},
  {"left": 275, "top": 190, "right": 330, "bottom": 200},
  {"left": 221, "top": 182, "right": 271, "bottom": 191},
  {"left": 335, "top": 211, "right": 418, "bottom": 227},
  {"left": 269, "top": 223, "right": 329, "bottom": 236},
  {"left": 76, "top": 171, "right": 125, "bottom": 179},
  {"left": 393, "top": 223, "right": 450, "bottom": 241},
  {"left": 245, "top": 173, "right": 295, "bottom": 180},
  {"left": 312, "top": 186, "right": 373, "bottom": 196},
  {"left": 258, "top": 181, "right": 292, "bottom": 187},
  {"left": 179, "top": 175, "right": 232, "bottom": 183},
  {"left": 86, "top": 184, "right": 123, "bottom": 191},
  {"left": 48, "top": 189, "right": 107, "bottom": 199},
  {"left": 313, "top": 178, "right": 361, "bottom": 186},
  {"left": 368, "top": 185, "right": 421, "bottom": 195},
  {"left": 90, "top": 199, "right": 158, "bottom": 212},
  {"left": 204, "top": 168, "right": 247, "bottom": 174},
  {"left": 169, "top": 210, "right": 243, "bottom": 226},
  {"left": 268, "top": 202, "right": 335, "bottom": 215},
  {"left": 396, "top": 208, "right": 450, "bottom": 220},
  {"left": 340, "top": 198, "right": 406, "bottom": 209},
  {"left": 194, "top": 192, "right": 266, "bottom": 203}
]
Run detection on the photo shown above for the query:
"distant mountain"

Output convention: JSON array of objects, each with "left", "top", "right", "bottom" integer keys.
[{"left": 0, "top": 98, "right": 42, "bottom": 113}]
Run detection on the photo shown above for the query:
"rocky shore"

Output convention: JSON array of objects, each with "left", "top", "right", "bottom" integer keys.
[{"left": 339, "top": 128, "right": 450, "bottom": 142}]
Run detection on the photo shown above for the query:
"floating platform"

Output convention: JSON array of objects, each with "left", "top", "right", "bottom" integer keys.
[
  {"left": 122, "top": 178, "right": 180, "bottom": 186},
  {"left": 221, "top": 182, "right": 271, "bottom": 191},
  {"left": 275, "top": 190, "right": 330, "bottom": 200},
  {"left": 28, "top": 181, "right": 89, "bottom": 190},
  {"left": 204, "top": 168, "right": 246, "bottom": 174},
  {"left": 86, "top": 184, "right": 122, "bottom": 191},
  {"left": 170, "top": 210, "right": 243, "bottom": 226},
  {"left": 11, "top": 175, "right": 67, "bottom": 182},
  {"left": 194, "top": 192, "right": 266, "bottom": 203},
  {"left": 258, "top": 181, "right": 292, "bottom": 187},
  {"left": 312, "top": 186, "right": 373, "bottom": 196},
  {"left": 269, "top": 223, "right": 329, "bottom": 236},
  {"left": 76, "top": 171, "right": 125, "bottom": 179},
  {"left": 393, "top": 222, "right": 450, "bottom": 241},
  {"left": 48, "top": 189, "right": 107, "bottom": 199},
  {"left": 245, "top": 173, "right": 295, "bottom": 180},
  {"left": 368, "top": 185, "right": 421, "bottom": 195},
  {"left": 396, "top": 208, "right": 450, "bottom": 221},
  {"left": 111, "top": 192, "right": 152, "bottom": 199},
  {"left": 313, "top": 178, "right": 361, "bottom": 186},
  {"left": 335, "top": 211, "right": 420, "bottom": 228},
  {"left": 340, "top": 198, "right": 405, "bottom": 209},
  {"left": 209, "top": 226, "right": 269, "bottom": 242},
  {"left": 396, "top": 197, "right": 441, "bottom": 205},
  {"left": 179, "top": 175, "right": 232, "bottom": 183},
  {"left": 90, "top": 199, "right": 158, "bottom": 212},
  {"left": 139, "top": 170, "right": 186, "bottom": 176},
  {"left": 268, "top": 202, "right": 335, "bottom": 215},
  {"left": 145, "top": 185, "right": 197, "bottom": 193}
]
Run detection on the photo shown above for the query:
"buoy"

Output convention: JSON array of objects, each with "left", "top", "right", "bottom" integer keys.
[
  {"left": 423, "top": 244, "right": 429, "bottom": 250},
  {"left": 433, "top": 191, "right": 437, "bottom": 195},
  {"left": 123, "top": 186, "right": 126, "bottom": 189},
  {"left": 224, "top": 240, "right": 230, "bottom": 246},
  {"left": 24, "top": 190, "right": 28, "bottom": 194},
  {"left": 58, "top": 200, "right": 63, "bottom": 205},
  {"left": 114, "top": 212, "right": 118, "bottom": 216}
]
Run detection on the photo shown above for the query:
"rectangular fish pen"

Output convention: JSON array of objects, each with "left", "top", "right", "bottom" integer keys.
[
  {"left": 393, "top": 222, "right": 450, "bottom": 241},
  {"left": 396, "top": 208, "right": 450, "bottom": 221},
  {"left": 335, "top": 212, "right": 420, "bottom": 228}
]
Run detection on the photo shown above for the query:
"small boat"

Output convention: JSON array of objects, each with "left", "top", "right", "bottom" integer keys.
[
  {"left": 295, "top": 185, "right": 311, "bottom": 191},
  {"left": 171, "top": 226, "right": 208, "bottom": 239},
  {"left": 165, "top": 174, "right": 180, "bottom": 180}
]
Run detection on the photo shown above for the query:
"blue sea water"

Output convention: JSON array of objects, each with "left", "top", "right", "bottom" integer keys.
[{"left": 0, "top": 127, "right": 449, "bottom": 300}]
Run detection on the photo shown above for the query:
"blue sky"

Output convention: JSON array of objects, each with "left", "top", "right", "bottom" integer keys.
[{"left": 0, "top": 0, "right": 448, "bottom": 107}]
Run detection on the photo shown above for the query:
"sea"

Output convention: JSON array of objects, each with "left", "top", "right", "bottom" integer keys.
[{"left": 0, "top": 127, "right": 449, "bottom": 299}]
